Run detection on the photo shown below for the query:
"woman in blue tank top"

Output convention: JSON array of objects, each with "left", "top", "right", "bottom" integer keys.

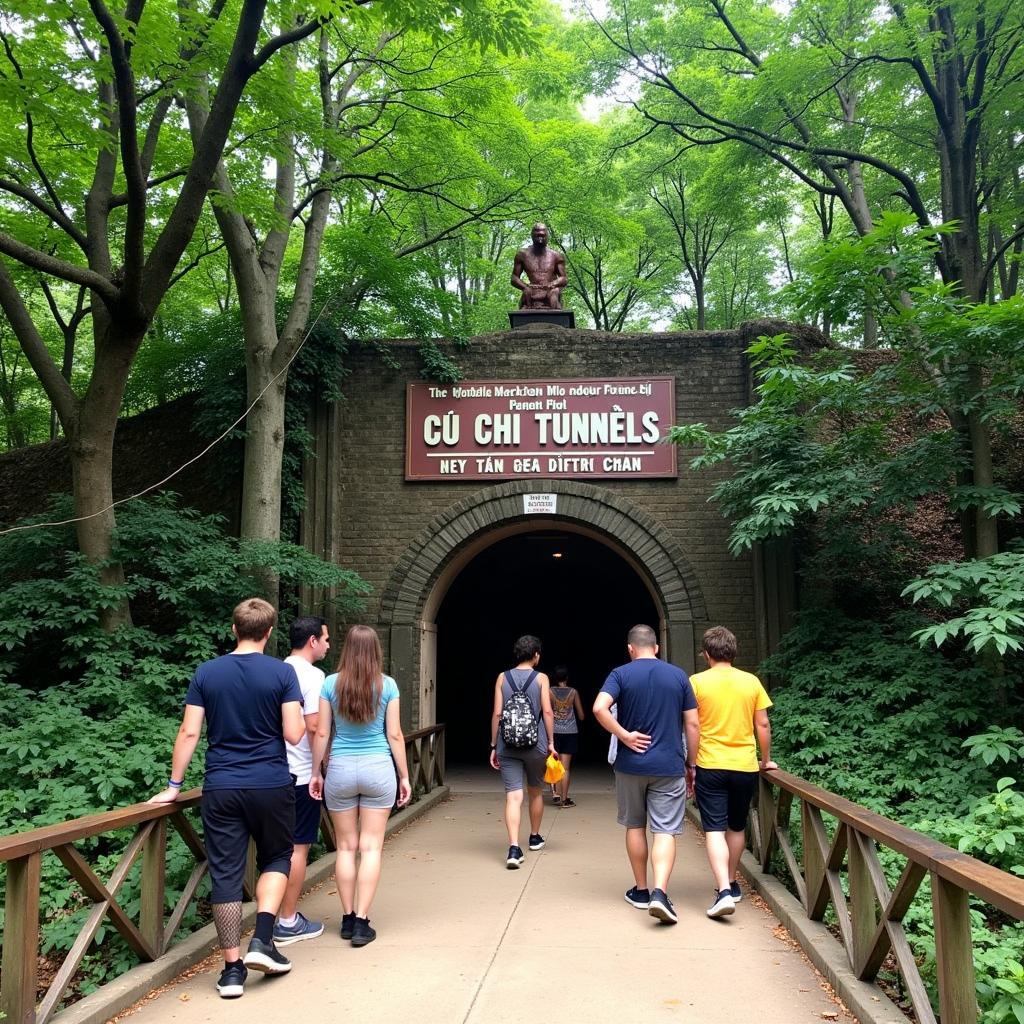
[{"left": 310, "top": 626, "right": 410, "bottom": 947}]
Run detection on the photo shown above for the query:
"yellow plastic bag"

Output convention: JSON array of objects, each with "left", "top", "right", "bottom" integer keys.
[{"left": 544, "top": 754, "right": 565, "bottom": 784}]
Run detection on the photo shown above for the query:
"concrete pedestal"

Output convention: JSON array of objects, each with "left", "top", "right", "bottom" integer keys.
[{"left": 508, "top": 308, "right": 576, "bottom": 329}]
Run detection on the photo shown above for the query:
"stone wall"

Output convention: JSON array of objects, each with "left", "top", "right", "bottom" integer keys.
[{"left": 0, "top": 392, "right": 238, "bottom": 530}]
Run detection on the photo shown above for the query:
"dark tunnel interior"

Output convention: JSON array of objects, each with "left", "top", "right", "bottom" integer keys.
[{"left": 436, "top": 530, "right": 661, "bottom": 764}]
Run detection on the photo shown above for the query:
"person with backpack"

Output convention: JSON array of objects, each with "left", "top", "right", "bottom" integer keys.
[{"left": 489, "top": 634, "right": 556, "bottom": 868}]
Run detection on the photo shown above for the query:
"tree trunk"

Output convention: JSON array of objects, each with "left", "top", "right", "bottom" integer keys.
[
  {"left": 69, "top": 399, "right": 132, "bottom": 630},
  {"left": 238, "top": 296, "right": 286, "bottom": 543},
  {"left": 695, "top": 278, "right": 706, "bottom": 331},
  {"left": 966, "top": 366, "right": 998, "bottom": 559}
]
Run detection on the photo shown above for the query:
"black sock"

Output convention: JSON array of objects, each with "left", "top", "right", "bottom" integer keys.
[
  {"left": 224, "top": 958, "right": 241, "bottom": 968},
  {"left": 254, "top": 911, "right": 275, "bottom": 943}
]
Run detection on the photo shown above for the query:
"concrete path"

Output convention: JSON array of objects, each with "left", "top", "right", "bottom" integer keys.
[{"left": 119, "top": 770, "right": 856, "bottom": 1024}]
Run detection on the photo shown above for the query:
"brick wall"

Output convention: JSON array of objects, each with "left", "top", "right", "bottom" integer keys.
[{"left": 302, "top": 319, "right": 816, "bottom": 724}]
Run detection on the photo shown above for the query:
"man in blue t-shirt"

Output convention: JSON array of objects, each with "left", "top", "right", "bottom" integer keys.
[
  {"left": 150, "top": 598, "right": 305, "bottom": 999},
  {"left": 594, "top": 624, "right": 699, "bottom": 926}
]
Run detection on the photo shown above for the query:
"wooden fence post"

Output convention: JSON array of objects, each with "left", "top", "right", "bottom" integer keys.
[
  {"left": 1, "top": 851, "right": 41, "bottom": 1024},
  {"left": 931, "top": 873, "right": 979, "bottom": 1024},
  {"left": 848, "top": 831, "right": 877, "bottom": 971},
  {"left": 140, "top": 818, "right": 167, "bottom": 956}
]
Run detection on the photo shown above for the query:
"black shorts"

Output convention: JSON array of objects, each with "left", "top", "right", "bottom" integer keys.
[
  {"left": 553, "top": 732, "right": 579, "bottom": 756},
  {"left": 694, "top": 767, "right": 758, "bottom": 832},
  {"left": 294, "top": 782, "right": 322, "bottom": 845},
  {"left": 201, "top": 784, "right": 295, "bottom": 903}
]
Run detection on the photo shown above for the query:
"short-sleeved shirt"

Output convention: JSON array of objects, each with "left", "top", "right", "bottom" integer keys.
[
  {"left": 690, "top": 665, "right": 773, "bottom": 771},
  {"left": 601, "top": 658, "right": 697, "bottom": 777},
  {"left": 283, "top": 655, "right": 325, "bottom": 785},
  {"left": 321, "top": 674, "right": 399, "bottom": 758},
  {"left": 185, "top": 652, "right": 302, "bottom": 790}
]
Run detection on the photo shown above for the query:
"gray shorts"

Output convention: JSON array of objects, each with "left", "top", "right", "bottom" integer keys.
[
  {"left": 324, "top": 754, "right": 396, "bottom": 812},
  {"left": 615, "top": 772, "right": 686, "bottom": 834},
  {"left": 499, "top": 750, "right": 546, "bottom": 792}
]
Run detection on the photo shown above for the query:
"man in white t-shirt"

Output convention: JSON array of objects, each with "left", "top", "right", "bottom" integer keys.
[{"left": 273, "top": 616, "right": 330, "bottom": 945}]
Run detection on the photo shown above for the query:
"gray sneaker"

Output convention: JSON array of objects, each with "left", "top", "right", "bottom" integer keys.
[{"left": 273, "top": 911, "right": 324, "bottom": 946}]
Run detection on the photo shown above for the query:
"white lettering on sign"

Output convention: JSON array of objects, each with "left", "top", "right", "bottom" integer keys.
[
  {"left": 405, "top": 376, "right": 678, "bottom": 482},
  {"left": 523, "top": 494, "right": 557, "bottom": 515}
]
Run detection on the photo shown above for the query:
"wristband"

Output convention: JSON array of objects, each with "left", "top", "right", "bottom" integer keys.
[
  {"left": 168, "top": 778, "right": 183, "bottom": 788},
  {"left": 489, "top": 744, "right": 496, "bottom": 750}
]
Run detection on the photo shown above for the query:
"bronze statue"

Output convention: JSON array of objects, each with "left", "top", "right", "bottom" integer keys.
[{"left": 511, "top": 222, "right": 568, "bottom": 309}]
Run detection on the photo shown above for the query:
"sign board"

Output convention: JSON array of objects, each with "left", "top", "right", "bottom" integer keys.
[
  {"left": 523, "top": 493, "right": 557, "bottom": 515},
  {"left": 405, "top": 376, "right": 677, "bottom": 482}
]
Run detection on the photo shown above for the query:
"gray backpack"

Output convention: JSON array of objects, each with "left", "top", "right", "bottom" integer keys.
[{"left": 500, "top": 670, "right": 539, "bottom": 749}]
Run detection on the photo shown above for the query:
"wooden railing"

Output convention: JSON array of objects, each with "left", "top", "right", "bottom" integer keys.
[
  {"left": 0, "top": 723, "right": 447, "bottom": 1024},
  {"left": 750, "top": 768, "right": 1024, "bottom": 1024},
  {"left": 405, "top": 723, "right": 446, "bottom": 799}
]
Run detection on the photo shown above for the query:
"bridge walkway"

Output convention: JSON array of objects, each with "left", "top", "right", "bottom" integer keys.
[{"left": 117, "top": 770, "right": 855, "bottom": 1024}]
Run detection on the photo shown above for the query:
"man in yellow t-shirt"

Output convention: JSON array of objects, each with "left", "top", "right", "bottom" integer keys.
[{"left": 689, "top": 626, "right": 777, "bottom": 920}]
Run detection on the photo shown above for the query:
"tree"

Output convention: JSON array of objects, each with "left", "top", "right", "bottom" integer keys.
[
  {"left": 589, "top": 0, "right": 1024, "bottom": 301},
  {"left": 0, "top": 0, "right": 331, "bottom": 625},
  {"left": 588, "top": 0, "right": 1024, "bottom": 558},
  {"left": 191, "top": 13, "right": 536, "bottom": 563}
]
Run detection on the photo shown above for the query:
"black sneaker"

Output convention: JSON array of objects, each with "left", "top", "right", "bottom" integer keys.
[
  {"left": 340, "top": 912, "right": 356, "bottom": 939},
  {"left": 528, "top": 833, "right": 545, "bottom": 851},
  {"left": 730, "top": 880, "right": 743, "bottom": 902},
  {"left": 216, "top": 961, "right": 247, "bottom": 998},
  {"left": 624, "top": 886, "right": 651, "bottom": 909},
  {"left": 350, "top": 916, "right": 376, "bottom": 947},
  {"left": 707, "top": 889, "right": 736, "bottom": 919},
  {"left": 506, "top": 845, "right": 525, "bottom": 868},
  {"left": 648, "top": 888, "right": 678, "bottom": 925},
  {"left": 242, "top": 937, "right": 292, "bottom": 974}
]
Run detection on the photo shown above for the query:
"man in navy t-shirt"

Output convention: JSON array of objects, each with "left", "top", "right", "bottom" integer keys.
[
  {"left": 594, "top": 624, "right": 699, "bottom": 926},
  {"left": 150, "top": 598, "right": 305, "bottom": 999}
]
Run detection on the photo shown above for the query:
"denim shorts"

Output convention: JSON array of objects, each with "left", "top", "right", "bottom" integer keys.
[{"left": 324, "top": 754, "right": 397, "bottom": 811}]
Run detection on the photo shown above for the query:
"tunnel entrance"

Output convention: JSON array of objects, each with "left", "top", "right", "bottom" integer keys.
[{"left": 435, "top": 529, "right": 660, "bottom": 766}]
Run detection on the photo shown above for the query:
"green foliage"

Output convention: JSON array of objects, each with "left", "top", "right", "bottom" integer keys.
[
  {"left": 0, "top": 495, "right": 367, "bottom": 1002},
  {"left": 765, "top": 609, "right": 998, "bottom": 818},
  {"left": 904, "top": 548, "right": 1024, "bottom": 655},
  {"left": 667, "top": 330, "right": 962, "bottom": 608},
  {"left": 766, "top": 610, "right": 1024, "bottom": 1021}
]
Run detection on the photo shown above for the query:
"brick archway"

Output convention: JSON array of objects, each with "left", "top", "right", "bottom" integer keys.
[{"left": 380, "top": 480, "right": 707, "bottom": 727}]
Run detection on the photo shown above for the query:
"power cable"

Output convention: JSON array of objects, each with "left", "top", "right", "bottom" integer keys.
[{"left": 0, "top": 290, "right": 344, "bottom": 537}]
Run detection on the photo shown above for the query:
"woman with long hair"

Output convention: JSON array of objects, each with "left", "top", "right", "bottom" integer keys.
[{"left": 310, "top": 625, "right": 411, "bottom": 946}]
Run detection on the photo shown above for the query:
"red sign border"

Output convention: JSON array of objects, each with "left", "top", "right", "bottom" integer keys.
[{"left": 404, "top": 375, "right": 678, "bottom": 482}]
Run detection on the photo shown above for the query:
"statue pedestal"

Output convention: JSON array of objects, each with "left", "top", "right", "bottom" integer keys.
[{"left": 508, "top": 309, "right": 576, "bottom": 330}]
